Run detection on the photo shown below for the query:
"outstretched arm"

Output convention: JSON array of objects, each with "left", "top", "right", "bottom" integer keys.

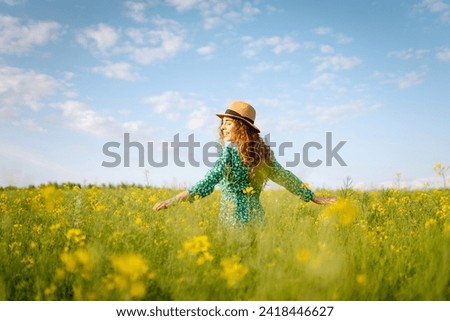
[
  {"left": 153, "top": 190, "right": 190, "bottom": 211},
  {"left": 268, "top": 155, "right": 336, "bottom": 204},
  {"left": 153, "top": 145, "right": 231, "bottom": 211},
  {"left": 311, "top": 195, "right": 337, "bottom": 205}
]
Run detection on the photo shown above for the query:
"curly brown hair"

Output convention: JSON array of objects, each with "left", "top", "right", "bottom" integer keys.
[{"left": 219, "top": 118, "right": 272, "bottom": 187}]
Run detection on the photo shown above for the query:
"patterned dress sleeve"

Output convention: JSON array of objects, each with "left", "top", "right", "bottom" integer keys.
[
  {"left": 267, "top": 155, "right": 314, "bottom": 202},
  {"left": 187, "top": 145, "right": 230, "bottom": 201}
]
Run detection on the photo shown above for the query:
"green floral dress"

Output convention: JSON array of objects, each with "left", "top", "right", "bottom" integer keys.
[{"left": 188, "top": 144, "right": 314, "bottom": 227}]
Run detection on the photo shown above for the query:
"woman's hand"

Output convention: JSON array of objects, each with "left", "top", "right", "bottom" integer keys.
[
  {"left": 311, "top": 195, "right": 337, "bottom": 205},
  {"left": 153, "top": 198, "right": 175, "bottom": 211},
  {"left": 153, "top": 191, "right": 190, "bottom": 211}
]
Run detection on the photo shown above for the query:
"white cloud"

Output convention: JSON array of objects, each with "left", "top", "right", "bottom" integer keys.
[
  {"left": 313, "top": 55, "right": 361, "bottom": 72},
  {"left": 197, "top": 43, "right": 216, "bottom": 56},
  {"left": 242, "top": 35, "right": 299, "bottom": 57},
  {"left": 388, "top": 48, "right": 430, "bottom": 59},
  {"left": 57, "top": 100, "right": 150, "bottom": 138},
  {"left": 144, "top": 91, "right": 213, "bottom": 130},
  {"left": 319, "top": 44, "right": 334, "bottom": 54},
  {"left": 238, "top": 62, "right": 291, "bottom": 88},
  {"left": 0, "top": 65, "right": 61, "bottom": 112},
  {"left": 0, "top": 0, "right": 25, "bottom": 6},
  {"left": 165, "top": 0, "right": 260, "bottom": 29},
  {"left": 336, "top": 34, "right": 352, "bottom": 44},
  {"left": 187, "top": 105, "right": 209, "bottom": 129},
  {"left": 78, "top": 18, "right": 188, "bottom": 65},
  {"left": 124, "top": 30, "right": 186, "bottom": 64},
  {"left": 121, "top": 18, "right": 188, "bottom": 64},
  {"left": 271, "top": 100, "right": 380, "bottom": 132},
  {"left": 12, "top": 118, "right": 47, "bottom": 133},
  {"left": 313, "top": 27, "right": 352, "bottom": 44},
  {"left": 58, "top": 100, "right": 117, "bottom": 137},
  {"left": 92, "top": 62, "right": 139, "bottom": 80},
  {"left": 418, "top": 0, "right": 450, "bottom": 22},
  {"left": 374, "top": 69, "right": 428, "bottom": 89},
  {"left": 0, "top": 15, "right": 60, "bottom": 54},
  {"left": 308, "top": 73, "right": 336, "bottom": 89},
  {"left": 249, "top": 62, "right": 290, "bottom": 73},
  {"left": 436, "top": 47, "right": 450, "bottom": 61},
  {"left": 0, "top": 106, "right": 18, "bottom": 120},
  {"left": 64, "top": 72, "right": 75, "bottom": 81},
  {"left": 77, "top": 23, "right": 119, "bottom": 52},
  {"left": 124, "top": 1, "right": 150, "bottom": 23},
  {"left": 313, "top": 27, "right": 332, "bottom": 35},
  {"left": 306, "top": 101, "right": 379, "bottom": 121},
  {"left": 165, "top": 0, "right": 200, "bottom": 11},
  {"left": 144, "top": 91, "right": 199, "bottom": 114},
  {"left": 397, "top": 71, "right": 427, "bottom": 88},
  {"left": 276, "top": 117, "right": 315, "bottom": 131}
]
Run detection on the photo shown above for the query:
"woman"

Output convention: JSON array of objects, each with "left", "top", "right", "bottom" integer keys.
[{"left": 153, "top": 101, "right": 336, "bottom": 226}]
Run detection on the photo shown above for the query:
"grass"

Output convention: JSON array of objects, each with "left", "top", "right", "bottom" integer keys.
[{"left": 0, "top": 184, "right": 449, "bottom": 300}]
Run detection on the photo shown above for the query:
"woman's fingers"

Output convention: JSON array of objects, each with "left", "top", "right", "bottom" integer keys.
[
  {"left": 153, "top": 201, "right": 168, "bottom": 211},
  {"left": 324, "top": 196, "right": 338, "bottom": 204}
]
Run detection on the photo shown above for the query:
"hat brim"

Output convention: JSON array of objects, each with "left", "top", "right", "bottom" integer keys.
[{"left": 216, "top": 113, "right": 260, "bottom": 133}]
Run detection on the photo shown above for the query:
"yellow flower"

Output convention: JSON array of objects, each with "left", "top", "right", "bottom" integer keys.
[
  {"left": 55, "top": 268, "right": 66, "bottom": 280},
  {"left": 65, "top": 228, "right": 86, "bottom": 249},
  {"left": 177, "top": 235, "right": 214, "bottom": 265},
  {"left": 437, "top": 204, "right": 450, "bottom": 220},
  {"left": 42, "top": 185, "right": 56, "bottom": 199},
  {"left": 424, "top": 218, "right": 437, "bottom": 229},
  {"left": 29, "top": 241, "right": 37, "bottom": 250},
  {"left": 9, "top": 241, "right": 22, "bottom": 255},
  {"left": 44, "top": 284, "right": 57, "bottom": 298},
  {"left": 41, "top": 185, "right": 64, "bottom": 212},
  {"left": 319, "top": 199, "right": 359, "bottom": 225},
  {"left": 49, "top": 223, "right": 61, "bottom": 231},
  {"left": 32, "top": 224, "right": 43, "bottom": 234},
  {"left": 220, "top": 255, "right": 249, "bottom": 288},
  {"left": 296, "top": 249, "right": 312, "bottom": 264},
  {"left": 21, "top": 256, "right": 35, "bottom": 269},
  {"left": 444, "top": 224, "right": 450, "bottom": 233},
  {"left": 356, "top": 274, "right": 366, "bottom": 285},
  {"left": 129, "top": 282, "right": 146, "bottom": 298},
  {"left": 111, "top": 254, "right": 149, "bottom": 281},
  {"left": 92, "top": 201, "right": 106, "bottom": 212},
  {"left": 60, "top": 248, "right": 93, "bottom": 278},
  {"left": 371, "top": 202, "right": 386, "bottom": 216},
  {"left": 242, "top": 186, "right": 255, "bottom": 194},
  {"left": 103, "top": 253, "right": 155, "bottom": 300},
  {"left": 196, "top": 251, "right": 214, "bottom": 265},
  {"left": 178, "top": 235, "right": 211, "bottom": 257},
  {"left": 433, "top": 162, "right": 442, "bottom": 171},
  {"left": 60, "top": 251, "right": 76, "bottom": 272}
]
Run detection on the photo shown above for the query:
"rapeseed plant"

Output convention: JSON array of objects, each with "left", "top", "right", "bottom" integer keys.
[
  {"left": 0, "top": 184, "right": 449, "bottom": 300},
  {"left": 220, "top": 255, "right": 248, "bottom": 287}
]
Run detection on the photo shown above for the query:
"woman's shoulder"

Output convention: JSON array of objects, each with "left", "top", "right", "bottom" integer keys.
[
  {"left": 221, "top": 143, "right": 238, "bottom": 154},
  {"left": 218, "top": 143, "right": 241, "bottom": 165},
  {"left": 214, "top": 143, "right": 235, "bottom": 163}
]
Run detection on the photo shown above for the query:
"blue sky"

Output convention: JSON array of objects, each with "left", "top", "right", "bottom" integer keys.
[{"left": 1, "top": 0, "right": 449, "bottom": 189}]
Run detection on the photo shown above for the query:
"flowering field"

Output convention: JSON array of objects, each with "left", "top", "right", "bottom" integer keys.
[{"left": 0, "top": 184, "right": 449, "bottom": 300}]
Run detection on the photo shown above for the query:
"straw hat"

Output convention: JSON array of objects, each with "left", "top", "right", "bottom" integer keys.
[{"left": 216, "top": 100, "right": 260, "bottom": 133}]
